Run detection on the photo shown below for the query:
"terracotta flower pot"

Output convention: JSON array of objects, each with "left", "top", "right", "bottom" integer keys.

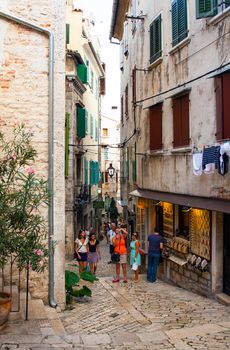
[{"left": 0, "top": 292, "right": 11, "bottom": 327}]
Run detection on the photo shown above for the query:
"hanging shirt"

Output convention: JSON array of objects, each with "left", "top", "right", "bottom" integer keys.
[
  {"left": 193, "top": 152, "right": 203, "bottom": 176},
  {"left": 202, "top": 146, "right": 216, "bottom": 175},
  {"left": 219, "top": 144, "right": 229, "bottom": 176}
]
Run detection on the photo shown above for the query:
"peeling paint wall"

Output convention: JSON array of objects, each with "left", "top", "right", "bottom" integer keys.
[{"left": 121, "top": 1, "right": 230, "bottom": 200}]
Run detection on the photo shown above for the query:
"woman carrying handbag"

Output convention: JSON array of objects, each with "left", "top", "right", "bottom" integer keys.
[{"left": 130, "top": 232, "right": 141, "bottom": 282}]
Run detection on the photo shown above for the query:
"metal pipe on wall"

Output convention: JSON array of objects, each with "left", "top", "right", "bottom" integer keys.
[{"left": 0, "top": 10, "right": 57, "bottom": 308}]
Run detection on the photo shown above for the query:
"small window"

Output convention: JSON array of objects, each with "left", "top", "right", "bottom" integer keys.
[
  {"left": 172, "top": 93, "right": 190, "bottom": 148},
  {"left": 66, "top": 24, "right": 70, "bottom": 45},
  {"left": 104, "top": 148, "right": 109, "bottom": 160},
  {"left": 112, "top": 106, "right": 118, "bottom": 110},
  {"left": 171, "top": 0, "right": 188, "bottom": 47},
  {"left": 196, "top": 0, "right": 218, "bottom": 18},
  {"left": 150, "top": 14, "right": 162, "bottom": 63},
  {"left": 103, "top": 128, "right": 109, "bottom": 137},
  {"left": 132, "top": 67, "right": 136, "bottom": 103},
  {"left": 76, "top": 105, "right": 86, "bottom": 138},
  {"left": 121, "top": 96, "right": 124, "bottom": 124},
  {"left": 85, "top": 110, "right": 88, "bottom": 134}
]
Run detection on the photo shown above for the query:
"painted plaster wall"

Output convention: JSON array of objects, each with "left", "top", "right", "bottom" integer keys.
[
  {"left": 0, "top": 0, "right": 66, "bottom": 306},
  {"left": 121, "top": 1, "right": 230, "bottom": 200}
]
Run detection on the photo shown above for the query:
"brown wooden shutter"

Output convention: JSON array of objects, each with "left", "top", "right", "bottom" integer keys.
[
  {"left": 149, "top": 103, "right": 163, "bottom": 150},
  {"left": 181, "top": 94, "right": 190, "bottom": 146},
  {"left": 173, "top": 98, "right": 181, "bottom": 147},
  {"left": 173, "top": 94, "right": 189, "bottom": 147},
  {"left": 100, "top": 77, "right": 105, "bottom": 95},
  {"left": 223, "top": 72, "right": 230, "bottom": 139},
  {"left": 215, "top": 76, "right": 223, "bottom": 140}
]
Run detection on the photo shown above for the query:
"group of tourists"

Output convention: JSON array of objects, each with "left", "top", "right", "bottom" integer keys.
[{"left": 75, "top": 221, "right": 164, "bottom": 284}]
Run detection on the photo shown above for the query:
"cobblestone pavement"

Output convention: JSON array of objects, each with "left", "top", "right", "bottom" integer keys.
[{"left": 1, "top": 238, "right": 230, "bottom": 350}]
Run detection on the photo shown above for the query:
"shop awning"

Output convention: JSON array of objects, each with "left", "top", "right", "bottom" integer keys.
[{"left": 129, "top": 188, "right": 230, "bottom": 214}]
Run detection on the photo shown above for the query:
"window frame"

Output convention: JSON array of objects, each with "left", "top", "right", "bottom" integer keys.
[
  {"left": 171, "top": 0, "right": 188, "bottom": 47},
  {"left": 149, "top": 103, "right": 163, "bottom": 151},
  {"left": 149, "top": 13, "right": 162, "bottom": 64}
]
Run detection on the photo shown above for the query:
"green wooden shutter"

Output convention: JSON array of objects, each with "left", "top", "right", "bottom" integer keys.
[
  {"left": 65, "top": 112, "right": 69, "bottom": 177},
  {"left": 85, "top": 110, "right": 88, "bottom": 134},
  {"left": 150, "top": 15, "right": 162, "bottom": 63},
  {"left": 90, "top": 161, "right": 93, "bottom": 185},
  {"left": 66, "top": 24, "right": 70, "bottom": 45},
  {"left": 77, "top": 106, "right": 86, "bottom": 138},
  {"left": 178, "top": 0, "right": 187, "bottom": 43},
  {"left": 90, "top": 114, "right": 94, "bottom": 138},
  {"left": 77, "top": 64, "right": 88, "bottom": 84},
  {"left": 132, "top": 143, "right": 137, "bottom": 182},
  {"left": 196, "top": 0, "right": 217, "bottom": 18},
  {"left": 84, "top": 158, "right": 88, "bottom": 185},
  {"left": 172, "top": 0, "right": 178, "bottom": 46}
]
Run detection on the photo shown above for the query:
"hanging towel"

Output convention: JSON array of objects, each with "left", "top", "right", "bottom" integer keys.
[
  {"left": 193, "top": 152, "right": 203, "bottom": 176},
  {"left": 222, "top": 141, "right": 230, "bottom": 156},
  {"left": 202, "top": 146, "right": 216, "bottom": 174}
]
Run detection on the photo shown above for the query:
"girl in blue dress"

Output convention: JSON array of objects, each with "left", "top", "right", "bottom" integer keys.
[{"left": 130, "top": 232, "right": 141, "bottom": 282}]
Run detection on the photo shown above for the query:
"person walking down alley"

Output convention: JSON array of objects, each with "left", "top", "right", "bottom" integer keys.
[
  {"left": 107, "top": 222, "right": 116, "bottom": 263},
  {"left": 147, "top": 228, "right": 163, "bottom": 283},
  {"left": 75, "top": 230, "right": 88, "bottom": 274},
  {"left": 112, "top": 227, "right": 128, "bottom": 283},
  {"left": 130, "top": 232, "right": 141, "bottom": 282},
  {"left": 87, "top": 232, "right": 101, "bottom": 275}
]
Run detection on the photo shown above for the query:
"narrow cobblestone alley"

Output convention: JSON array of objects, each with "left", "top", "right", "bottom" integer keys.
[{"left": 1, "top": 238, "right": 230, "bottom": 350}]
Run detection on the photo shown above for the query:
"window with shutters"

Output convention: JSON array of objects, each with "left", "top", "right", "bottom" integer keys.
[
  {"left": 66, "top": 24, "right": 70, "bottom": 45},
  {"left": 149, "top": 103, "right": 163, "bottom": 150},
  {"left": 132, "top": 143, "right": 137, "bottom": 182},
  {"left": 76, "top": 105, "right": 86, "bottom": 138},
  {"left": 150, "top": 14, "right": 162, "bottom": 63},
  {"left": 95, "top": 121, "right": 98, "bottom": 141},
  {"left": 196, "top": 0, "right": 230, "bottom": 17},
  {"left": 171, "top": 0, "right": 188, "bottom": 47},
  {"left": 77, "top": 63, "right": 88, "bottom": 84},
  {"left": 172, "top": 94, "right": 190, "bottom": 148},
  {"left": 125, "top": 85, "right": 129, "bottom": 118},
  {"left": 215, "top": 72, "right": 230, "bottom": 141},
  {"left": 90, "top": 114, "right": 94, "bottom": 139},
  {"left": 91, "top": 70, "right": 94, "bottom": 91},
  {"left": 104, "top": 148, "right": 109, "bottom": 160},
  {"left": 85, "top": 110, "right": 88, "bottom": 134}
]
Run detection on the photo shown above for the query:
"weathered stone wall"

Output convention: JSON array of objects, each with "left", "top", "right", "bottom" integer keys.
[{"left": 0, "top": 1, "right": 66, "bottom": 307}]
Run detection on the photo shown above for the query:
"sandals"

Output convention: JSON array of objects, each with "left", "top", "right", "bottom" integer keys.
[{"left": 112, "top": 278, "right": 119, "bottom": 283}]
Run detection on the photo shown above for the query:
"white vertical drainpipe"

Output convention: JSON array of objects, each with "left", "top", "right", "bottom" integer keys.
[{"left": 0, "top": 10, "right": 57, "bottom": 308}]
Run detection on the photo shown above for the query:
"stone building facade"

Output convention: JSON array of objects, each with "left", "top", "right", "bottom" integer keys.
[
  {"left": 65, "top": 2, "right": 105, "bottom": 257},
  {"left": 0, "top": 1, "right": 66, "bottom": 307},
  {"left": 110, "top": 0, "right": 230, "bottom": 303}
]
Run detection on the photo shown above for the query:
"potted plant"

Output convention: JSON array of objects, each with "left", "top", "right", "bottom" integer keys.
[{"left": 0, "top": 125, "right": 50, "bottom": 325}]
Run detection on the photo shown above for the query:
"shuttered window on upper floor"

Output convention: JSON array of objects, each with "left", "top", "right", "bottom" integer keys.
[
  {"left": 66, "top": 24, "right": 70, "bottom": 45},
  {"left": 150, "top": 14, "right": 162, "bottom": 64},
  {"left": 77, "top": 63, "right": 88, "bottom": 84},
  {"left": 196, "top": 0, "right": 218, "bottom": 18},
  {"left": 171, "top": 0, "right": 188, "bottom": 47},
  {"left": 149, "top": 103, "right": 163, "bottom": 151},
  {"left": 215, "top": 72, "right": 230, "bottom": 141},
  {"left": 172, "top": 94, "right": 190, "bottom": 148},
  {"left": 84, "top": 158, "right": 89, "bottom": 186},
  {"left": 85, "top": 110, "right": 88, "bottom": 134},
  {"left": 76, "top": 105, "right": 86, "bottom": 139},
  {"left": 125, "top": 85, "right": 129, "bottom": 118},
  {"left": 121, "top": 96, "right": 124, "bottom": 124}
]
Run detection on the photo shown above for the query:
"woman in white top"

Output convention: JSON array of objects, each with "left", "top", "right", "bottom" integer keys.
[{"left": 75, "top": 230, "right": 88, "bottom": 273}]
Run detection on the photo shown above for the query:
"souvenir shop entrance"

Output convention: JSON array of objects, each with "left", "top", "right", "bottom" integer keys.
[{"left": 223, "top": 214, "right": 230, "bottom": 296}]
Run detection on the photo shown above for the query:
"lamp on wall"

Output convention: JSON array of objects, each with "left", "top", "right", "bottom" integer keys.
[{"left": 107, "top": 163, "right": 115, "bottom": 177}]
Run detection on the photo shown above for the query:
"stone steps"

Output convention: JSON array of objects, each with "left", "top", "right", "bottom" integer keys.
[{"left": 6, "top": 285, "right": 65, "bottom": 335}]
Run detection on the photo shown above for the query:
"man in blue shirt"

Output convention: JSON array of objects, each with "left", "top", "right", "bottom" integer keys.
[{"left": 147, "top": 228, "right": 163, "bottom": 282}]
